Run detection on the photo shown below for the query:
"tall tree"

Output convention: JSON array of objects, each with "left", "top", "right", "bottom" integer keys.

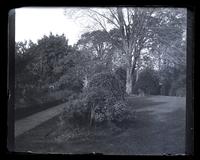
[
  {"left": 77, "top": 30, "right": 113, "bottom": 69},
  {"left": 65, "top": 7, "right": 186, "bottom": 94},
  {"left": 15, "top": 33, "right": 85, "bottom": 106}
]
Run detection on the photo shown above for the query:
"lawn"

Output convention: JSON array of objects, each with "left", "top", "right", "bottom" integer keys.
[{"left": 15, "top": 95, "right": 186, "bottom": 155}]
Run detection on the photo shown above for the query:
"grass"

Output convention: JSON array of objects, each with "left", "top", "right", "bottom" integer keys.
[{"left": 15, "top": 95, "right": 186, "bottom": 155}]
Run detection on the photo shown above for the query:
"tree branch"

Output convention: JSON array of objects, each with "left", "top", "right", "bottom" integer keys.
[{"left": 89, "top": 9, "right": 120, "bottom": 29}]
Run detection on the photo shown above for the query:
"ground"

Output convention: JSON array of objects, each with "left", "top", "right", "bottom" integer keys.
[{"left": 15, "top": 95, "right": 186, "bottom": 155}]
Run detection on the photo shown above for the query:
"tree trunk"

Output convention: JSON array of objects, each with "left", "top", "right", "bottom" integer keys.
[
  {"left": 135, "top": 68, "right": 139, "bottom": 83},
  {"left": 135, "top": 57, "right": 140, "bottom": 83},
  {"left": 126, "top": 67, "right": 133, "bottom": 94}
]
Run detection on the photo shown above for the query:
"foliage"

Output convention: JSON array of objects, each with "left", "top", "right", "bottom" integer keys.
[
  {"left": 69, "top": 8, "right": 186, "bottom": 94},
  {"left": 30, "top": 33, "right": 73, "bottom": 85},
  {"left": 15, "top": 41, "right": 40, "bottom": 106},
  {"left": 76, "top": 30, "right": 115, "bottom": 79},
  {"left": 108, "top": 100, "right": 132, "bottom": 122},
  {"left": 92, "top": 63, "right": 109, "bottom": 74},
  {"left": 160, "top": 61, "right": 186, "bottom": 96},
  {"left": 61, "top": 72, "right": 131, "bottom": 127},
  {"left": 77, "top": 30, "right": 113, "bottom": 63},
  {"left": 88, "top": 72, "right": 125, "bottom": 100},
  {"left": 64, "top": 95, "right": 90, "bottom": 126},
  {"left": 15, "top": 33, "right": 84, "bottom": 108},
  {"left": 114, "top": 67, "right": 126, "bottom": 92},
  {"left": 133, "top": 68, "right": 160, "bottom": 95},
  {"left": 160, "top": 64, "right": 186, "bottom": 96}
]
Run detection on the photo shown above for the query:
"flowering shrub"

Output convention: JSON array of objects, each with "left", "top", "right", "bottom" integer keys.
[
  {"left": 109, "top": 101, "right": 132, "bottom": 122},
  {"left": 61, "top": 72, "right": 132, "bottom": 127},
  {"left": 62, "top": 95, "right": 90, "bottom": 126}
]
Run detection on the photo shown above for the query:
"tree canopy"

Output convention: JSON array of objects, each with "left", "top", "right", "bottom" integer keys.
[
  {"left": 15, "top": 33, "right": 84, "bottom": 107},
  {"left": 66, "top": 7, "right": 186, "bottom": 94}
]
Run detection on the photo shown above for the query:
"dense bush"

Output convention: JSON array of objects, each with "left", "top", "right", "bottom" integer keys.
[
  {"left": 15, "top": 34, "right": 85, "bottom": 109},
  {"left": 64, "top": 94, "right": 90, "bottom": 126},
  {"left": 62, "top": 72, "right": 132, "bottom": 127},
  {"left": 108, "top": 100, "right": 132, "bottom": 122},
  {"left": 88, "top": 72, "right": 125, "bottom": 100},
  {"left": 133, "top": 68, "right": 160, "bottom": 95}
]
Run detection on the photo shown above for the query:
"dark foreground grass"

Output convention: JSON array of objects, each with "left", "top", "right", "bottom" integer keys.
[{"left": 15, "top": 96, "right": 185, "bottom": 155}]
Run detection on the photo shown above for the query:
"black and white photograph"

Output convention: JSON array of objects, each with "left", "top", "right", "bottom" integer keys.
[{"left": 13, "top": 7, "right": 187, "bottom": 155}]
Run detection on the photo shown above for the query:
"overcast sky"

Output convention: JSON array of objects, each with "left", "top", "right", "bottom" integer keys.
[{"left": 15, "top": 7, "right": 83, "bottom": 45}]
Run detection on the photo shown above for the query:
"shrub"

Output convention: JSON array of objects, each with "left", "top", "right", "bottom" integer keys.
[
  {"left": 84, "top": 88, "right": 116, "bottom": 123},
  {"left": 88, "top": 72, "right": 125, "bottom": 100},
  {"left": 62, "top": 94, "right": 90, "bottom": 126},
  {"left": 108, "top": 100, "right": 132, "bottom": 122},
  {"left": 61, "top": 72, "right": 132, "bottom": 127}
]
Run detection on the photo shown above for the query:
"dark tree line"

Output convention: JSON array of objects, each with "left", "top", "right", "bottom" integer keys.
[{"left": 15, "top": 33, "right": 84, "bottom": 108}]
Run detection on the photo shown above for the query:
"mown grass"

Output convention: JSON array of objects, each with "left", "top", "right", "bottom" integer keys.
[{"left": 15, "top": 96, "right": 185, "bottom": 155}]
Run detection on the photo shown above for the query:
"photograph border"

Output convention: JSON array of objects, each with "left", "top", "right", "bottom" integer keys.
[{"left": 2, "top": 0, "right": 196, "bottom": 158}]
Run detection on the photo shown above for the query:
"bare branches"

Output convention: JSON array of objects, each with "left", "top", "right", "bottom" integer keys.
[
  {"left": 89, "top": 8, "right": 120, "bottom": 29},
  {"left": 65, "top": 7, "right": 186, "bottom": 71},
  {"left": 108, "top": 8, "right": 120, "bottom": 25}
]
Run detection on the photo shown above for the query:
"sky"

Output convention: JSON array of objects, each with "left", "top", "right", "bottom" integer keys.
[{"left": 15, "top": 7, "right": 83, "bottom": 45}]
